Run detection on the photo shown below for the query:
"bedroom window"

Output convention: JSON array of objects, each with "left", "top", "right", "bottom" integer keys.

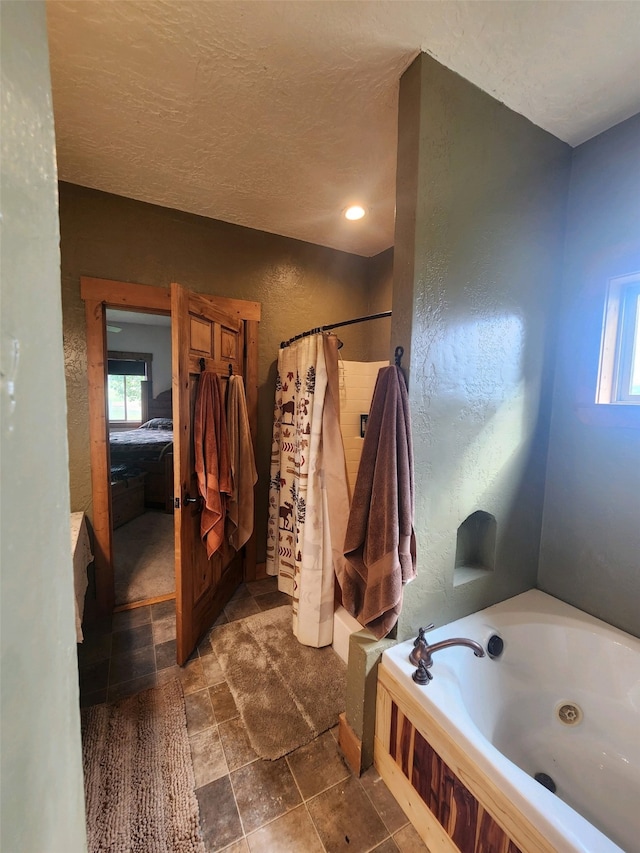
[
  {"left": 107, "top": 351, "right": 153, "bottom": 423},
  {"left": 108, "top": 374, "right": 142, "bottom": 421},
  {"left": 597, "top": 272, "right": 640, "bottom": 405}
]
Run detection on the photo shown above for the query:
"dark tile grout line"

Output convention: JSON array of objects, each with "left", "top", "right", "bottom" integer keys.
[
  {"left": 202, "top": 635, "right": 247, "bottom": 850},
  {"left": 283, "top": 756, "right": 328, "bottom": 853},
  {"left": 225, "top": 753, "right": 248, "bottom": 844}
]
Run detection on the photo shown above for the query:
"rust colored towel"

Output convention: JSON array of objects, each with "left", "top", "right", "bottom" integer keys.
[
  {"left": 341, "top": 365, "right": 416, "bottom": 639},
  {"left": 194, "top": 371, "right": 232, "bottom": 558},
  {"left": 226, "top": 374, "right": 258, "bottom": 551}
]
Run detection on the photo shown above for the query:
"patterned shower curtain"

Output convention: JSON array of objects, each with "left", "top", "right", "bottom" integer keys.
[{"left": 266, "top": 333, "right": 349, "bottom": 647}]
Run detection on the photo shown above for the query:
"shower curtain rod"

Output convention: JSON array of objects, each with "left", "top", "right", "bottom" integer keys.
[{"left": 280, "top": 310, "right": 392, "bottom": 349}]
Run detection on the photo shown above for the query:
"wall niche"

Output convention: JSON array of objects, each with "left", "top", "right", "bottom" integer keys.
[{"left": 454, "top": 510, "right": 497, "bottom": 586}]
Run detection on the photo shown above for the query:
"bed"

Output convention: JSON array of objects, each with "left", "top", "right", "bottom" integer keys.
[
  {"left": 109, "top": 422, "right": 173, "bottom": 462},
  {"left": 109, "top": 390, "right": 175, "bottom": 519}
]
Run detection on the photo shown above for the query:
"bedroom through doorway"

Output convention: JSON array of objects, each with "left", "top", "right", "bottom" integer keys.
[{"left": 105, "top": 308, "right": 176, "bottom": 610}]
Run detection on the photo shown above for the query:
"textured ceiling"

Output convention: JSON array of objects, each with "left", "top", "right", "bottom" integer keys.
[{"left": 47, "top": 1, "right": 640, "bottom": 257}]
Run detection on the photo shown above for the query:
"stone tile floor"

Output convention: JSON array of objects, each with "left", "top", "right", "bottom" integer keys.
[{"left": 77, "top": 577, "right": 429, "bottom": 853}]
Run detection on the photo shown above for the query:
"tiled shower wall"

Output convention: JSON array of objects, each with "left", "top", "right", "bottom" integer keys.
[{"left": 338, "top": 360, "right": 388, "bottom": 494}]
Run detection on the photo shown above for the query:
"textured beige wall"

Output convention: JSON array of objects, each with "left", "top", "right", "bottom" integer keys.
[
  {"left": 539, "top": 114, "right": 640, "bottom": 637},
  {"left": 60, "top": 183, "right": 377, "bottom": 559},
  {"left": 392, "top": 54, "right": 571, "bottom": 638},
  {"left": 1, "top": 4, "right": 87, "bottom": 850}
]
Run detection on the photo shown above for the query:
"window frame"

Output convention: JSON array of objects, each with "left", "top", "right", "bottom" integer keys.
[
  {"left": 596, "top": 271, "right": 640, "bottom": 406},
  {"left": 107, "top": 350, "right": 153, "bottom": 426},
  {"left": 615, "top": 282, "right": 640, "bottom": 403}
]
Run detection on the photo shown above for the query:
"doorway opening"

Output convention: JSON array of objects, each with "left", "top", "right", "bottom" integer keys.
[
  {"left": 106, "top": 308, "right": 176, "bottom": 611},
  {"left": 81, "top": 276, "right": 260, "bottom": 665}
]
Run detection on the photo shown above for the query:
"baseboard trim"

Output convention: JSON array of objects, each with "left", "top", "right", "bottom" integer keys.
[
  {"left": 253, "top": 561, "right": 268, "bottom": 580},
  {"left": 113, "top": 592, "right": 175, "bottom": 612},
  {"left": 338, "top": 712, "right": 362, "bottom": 777}
]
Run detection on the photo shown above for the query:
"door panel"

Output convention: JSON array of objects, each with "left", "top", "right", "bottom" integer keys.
[{"left": 172, "top": 282, "right": 247, "bottom": 664}]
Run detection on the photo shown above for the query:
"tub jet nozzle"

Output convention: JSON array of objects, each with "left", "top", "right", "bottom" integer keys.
[{"left": 534, "top": 773, "right": 556, "bottom": 794}]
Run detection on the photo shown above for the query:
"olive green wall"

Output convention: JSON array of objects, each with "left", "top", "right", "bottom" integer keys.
[
  {"left": 365, "top": 247, "right": 394, "bottom": 362},
  {"left": 538, "top": 114, "right": 640, "bottom": 637},
  {"left": 392, "top": 54, "right": 571, "bottom": 638},
  {"left": 60, "top": 182, "right": 384, "bottom": 559},
  {"left": 1, "top": 4, "right": 87, "bottom": 850}
]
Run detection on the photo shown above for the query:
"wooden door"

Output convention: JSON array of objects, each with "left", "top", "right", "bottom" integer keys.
[{"left": 172, "top": 282, "right": 248, "bottom": 663}]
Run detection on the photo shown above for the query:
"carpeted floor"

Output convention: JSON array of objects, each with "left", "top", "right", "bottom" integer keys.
[
  {"left": 81, "top": 679, "right": 205, "bottom": 853},
  {"left": 210, "top": 604, "right": 347, "bottom": 760},
  {"left": 113, "top": 510, "right": 175, "bottom": 606}
]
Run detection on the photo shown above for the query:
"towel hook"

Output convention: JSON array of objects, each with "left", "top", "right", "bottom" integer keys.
[
  {"left": 394, "top": 346, "right": 404, "bottom": 368},
  {"left": 228, "top": 363, "right": 233, "bottom": 376},
  {"left": 199, "top": 357, "right": 206, "bottom": 372}
]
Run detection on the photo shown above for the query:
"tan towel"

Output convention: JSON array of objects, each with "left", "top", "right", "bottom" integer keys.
[
  {"left": 226, "top": 374, "right": 258, "bottom": 550},
  {"left": 341, "top": 365, "right": 416, "bottom": 639},
  {"left": 194, "top": 371, "right": 232, "bottom": 558}
]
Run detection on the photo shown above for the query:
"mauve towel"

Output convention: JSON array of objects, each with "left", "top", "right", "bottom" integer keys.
[
  {"left": 340, "top": 365, "right": 416, "bottom": 639},
  {"left": 194, "top": 371, "right": 232, "bottom": 558}
]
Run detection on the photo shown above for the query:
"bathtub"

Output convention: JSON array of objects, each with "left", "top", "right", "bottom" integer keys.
[{"left": 374, "top": 590, "right": 639, "bottom": 853}]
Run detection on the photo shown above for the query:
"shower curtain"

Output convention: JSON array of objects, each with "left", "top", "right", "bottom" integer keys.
[{"left": 266, "top": 333, "right": 349, "bottom": 647}]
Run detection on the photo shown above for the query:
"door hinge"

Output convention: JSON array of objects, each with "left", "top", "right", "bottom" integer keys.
[{"left": 174, "top": 497, "right": 180, "bottom": 509}]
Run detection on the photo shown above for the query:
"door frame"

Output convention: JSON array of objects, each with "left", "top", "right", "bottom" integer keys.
[{"left": 81, "top": 276, "right": 261, "bottom": 618}]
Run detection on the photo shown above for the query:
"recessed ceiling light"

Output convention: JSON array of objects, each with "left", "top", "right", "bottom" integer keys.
[{"left": 344, "top": 205, "right": 366, "bottom": 221}]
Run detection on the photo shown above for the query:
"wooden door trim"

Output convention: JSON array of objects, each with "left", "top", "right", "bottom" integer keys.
[
  {"left": 171, "top": 285, "right": 261, "bottom": 322},
  {"left": 85, "top": 297, "right": 115, "bottom": 615},
  {"left": 81, "top": 276, "right": 261, "bottom": 618},
  {"left": 243, "top": 318, "right": 260, "bottom": 581},
  {"left": 171, "top": 282, "right": 190, "bottom": 658},
  {"left": 82, "top": 279, "right": 171, "bottom": 616},
  {"left": 81, "top": 277, "right": 261, "bottom": 321},
  {"left": 81, "top": 277, "right": 171, "bottom": 312}
]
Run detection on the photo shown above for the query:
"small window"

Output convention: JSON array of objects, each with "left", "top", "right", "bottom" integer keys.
[
  {"left": 107, "top": 351, "right": 152, "bottom": 423},
  {"left": 597, "top": 272, "right": 640, "bottom": 405}
]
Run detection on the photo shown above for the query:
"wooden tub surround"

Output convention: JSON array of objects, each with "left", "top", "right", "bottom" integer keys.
[{"left": 374, "top": 666, "right": 556, "bottom": 853}]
